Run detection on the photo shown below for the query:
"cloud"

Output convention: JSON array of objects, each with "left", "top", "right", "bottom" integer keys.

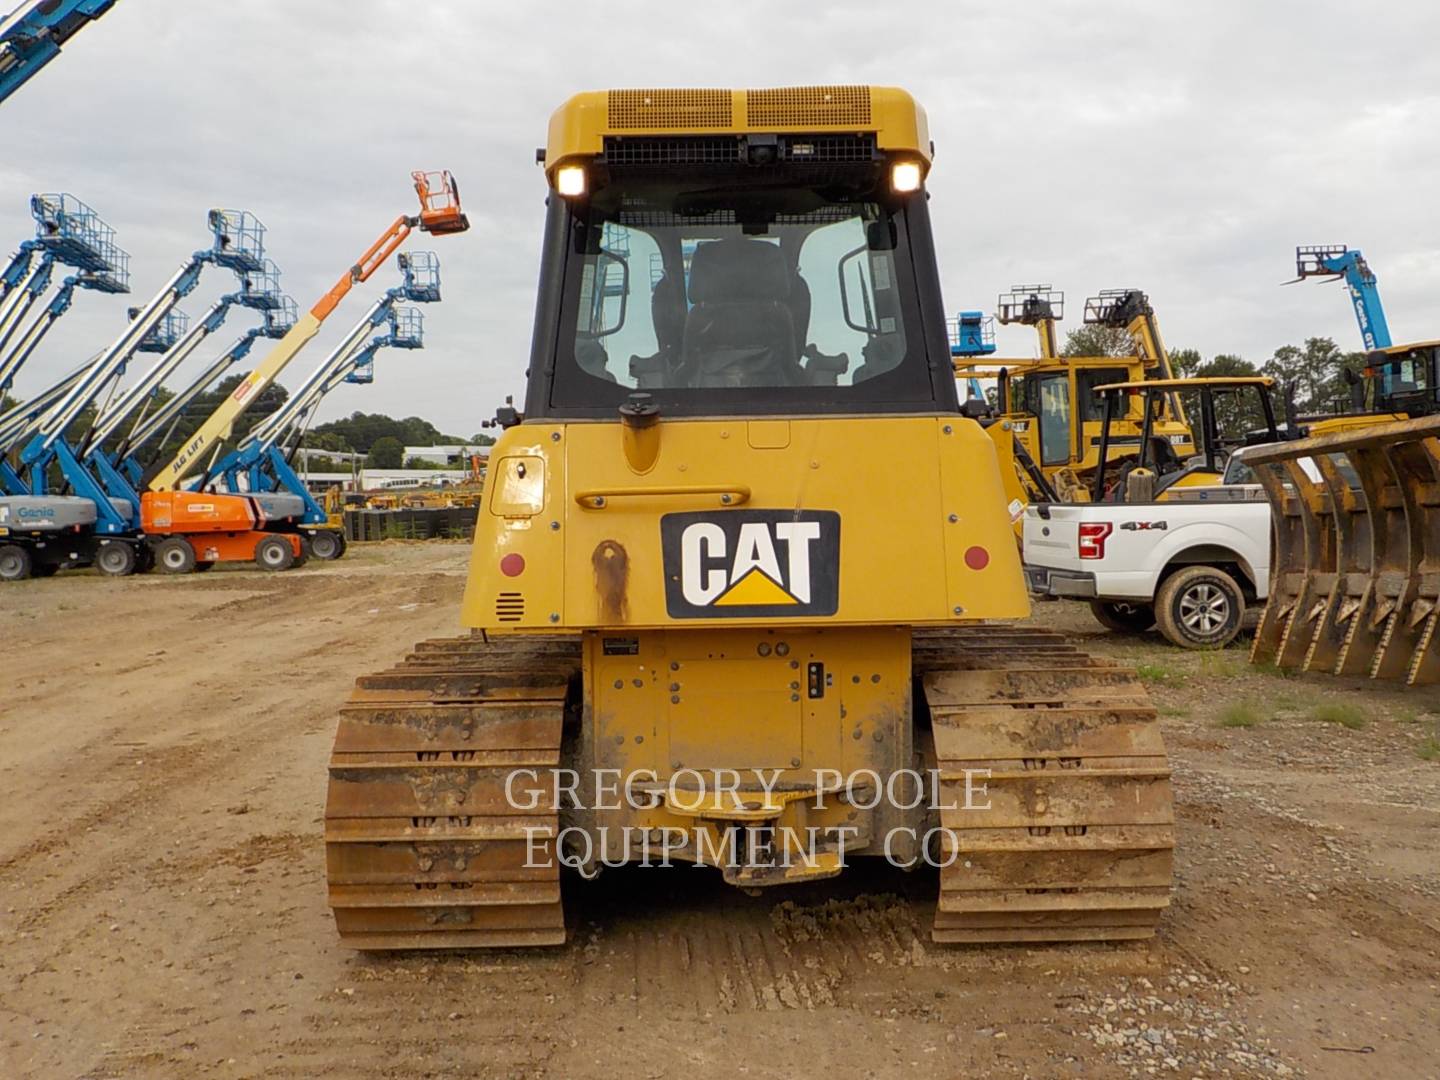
[{"left": 3, "top": 0, "right": 1437, "bottom": 434}]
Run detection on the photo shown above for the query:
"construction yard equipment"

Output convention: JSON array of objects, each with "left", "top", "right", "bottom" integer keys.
[
  {"left": 324, "top": 86, "right": 1174, "bottom": 950},
  {"left": 1238, "top": 413, "right": 1440, "bottom": 687},
  {"left": 953, "top": 286, "right": 1196, "bottom": 511},
  {"left": 1216, "top": 247, "right": 1440, "bottom": 682},
  {"left": 1290, "top": 244, "right": 1438, "bottom": 421},
  {"left": 136, "top": 173, "right": 467, "bottom": 573},
  {"left": 200, "top": 254, "right": 439, "bottom": 562},
  {"left": 1088, "top": 377, "right": 1283, "bottom": 502}
]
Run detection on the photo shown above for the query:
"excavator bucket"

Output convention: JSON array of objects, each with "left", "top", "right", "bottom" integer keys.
[
  {"left": 1239, "top": 414, "right": 1440, "bottom": 686},
  {"left": 412, "top": 170, "right": 469, "bottom": 235}
]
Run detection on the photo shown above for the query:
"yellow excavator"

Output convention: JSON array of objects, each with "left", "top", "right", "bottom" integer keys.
[{"left": 323, "top": 86, "right": 1174, "bottom": 949}]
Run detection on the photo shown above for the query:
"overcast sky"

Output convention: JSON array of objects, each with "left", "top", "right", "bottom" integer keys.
[{"left": 3, "top": 0, "right": 1437, "bottom": 437}]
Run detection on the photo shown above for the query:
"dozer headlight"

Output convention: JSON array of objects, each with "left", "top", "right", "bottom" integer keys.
[
  {"left": 555, "top": 164, "right": 587, "bottom": 198},
  {"left": 890, "top": 160, "right": 923, "bottom": 193}
]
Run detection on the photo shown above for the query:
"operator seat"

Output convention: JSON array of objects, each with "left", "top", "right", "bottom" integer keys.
[
  {"left": 630, "top": 273, "right": 686, "bottom": 388},
  {"left": 679, "top": 239, "right": 802, "bottom": 387}
]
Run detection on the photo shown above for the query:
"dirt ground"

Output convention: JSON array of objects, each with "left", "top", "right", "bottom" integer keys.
[{"left": 1, "top": 542, "right": 1437, "bottom": 1079}]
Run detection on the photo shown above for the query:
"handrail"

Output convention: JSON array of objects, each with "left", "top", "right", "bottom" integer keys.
[{"left": 574, "top": 484, "right": 751, "bottom": 510}]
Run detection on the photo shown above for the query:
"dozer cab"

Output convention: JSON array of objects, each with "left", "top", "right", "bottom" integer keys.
[{"left": 324, "top": 86, "right": 1174, "bottom": 949}]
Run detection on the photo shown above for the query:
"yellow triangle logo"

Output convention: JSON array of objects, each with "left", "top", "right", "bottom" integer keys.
[{"left": 714, "top": 568, "right": 798, "bottom": 606}]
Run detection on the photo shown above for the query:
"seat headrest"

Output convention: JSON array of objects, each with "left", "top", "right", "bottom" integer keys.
[
  {"left": 651, "top": 274, "right": 685, "bottom": 347},
  {"left": 687, "top": 238, "right": 790, "bottom": 304}
]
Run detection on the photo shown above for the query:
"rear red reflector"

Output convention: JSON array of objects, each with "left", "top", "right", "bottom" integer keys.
[
  {"left": 499, "top": 553, "right": 525, "bottom": 577},
  {"left": 1078, "top": 522, "right": 1113, "bottom": 560},
  {"left": 963, "top": 545, "right": 990, "bottom": 570}
]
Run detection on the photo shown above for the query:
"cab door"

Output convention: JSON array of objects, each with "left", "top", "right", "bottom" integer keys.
[{"left": 1036, "top": 373, "right": 1072, "bottom": 467}]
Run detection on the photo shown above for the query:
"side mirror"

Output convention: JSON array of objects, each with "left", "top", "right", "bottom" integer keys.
[
  {"left": 838, "top": 244, "right": 875, "bottom": 335},
  {"left": 584, "top": 249, "right": 629, "bottom": 337}
]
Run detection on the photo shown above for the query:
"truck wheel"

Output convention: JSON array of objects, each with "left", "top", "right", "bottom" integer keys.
[
  {"left": 255, "top": 535, "right": 295, "bottom": 571},
  {"left": 1155, "top": 566, "right": 1244, "bottom": 650},
  {"left": 309, "top": 529, "right": 345, "bottom": 560},
  {"left": 95, "top": 542, "right": 139, "bottom": 578},
  {"left": 1090, "top": 600, "right": 1156, "bottom": 633},
  {"left": 152, "top": 536, "right": 197, "bottom": 574},
  {"left": 0, "top": 544, "right": 33, "bottom": 581}
]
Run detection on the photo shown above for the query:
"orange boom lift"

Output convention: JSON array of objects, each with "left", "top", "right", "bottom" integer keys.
[{"left": 139, "top": 173, "right": 468, "bottom": 572}]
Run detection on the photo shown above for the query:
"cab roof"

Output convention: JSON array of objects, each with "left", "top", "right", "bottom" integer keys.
[
  {"left": 1094, "top": 377, "right": 1275, "bottom": 392},
  {"left": 544, "top": 85, "right": 930, "bottom": 179},
  {"left": 1379, "top": 339, "right": 1440, "bottom": 355}
]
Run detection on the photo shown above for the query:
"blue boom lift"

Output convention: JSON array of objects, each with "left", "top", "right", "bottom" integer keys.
[
  {"left": 0, "top": 207, "right": 269, "bottom": 579},
  {"left": 0, "top": 0, "right": 118, "bottom": 105}
]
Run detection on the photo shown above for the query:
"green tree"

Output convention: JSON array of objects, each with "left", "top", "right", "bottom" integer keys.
[
  {"left": 1170, "top": 352, "right": 1267, "bottom": 436},
  {"left": 1062, "top": 325, "right": 1133, "bottom": 358},
  {"left": 313, "top": 410, "right": 466, "bottom": 453},
  {"left": 1169, "top": 348, "right": 1203, "bottom": 378},
  {"left": 367, "top": 435, "right": 404, "bottom": 468},
  {"left": 1261, "top": 337, "right": 1354, "bottom": 418}
]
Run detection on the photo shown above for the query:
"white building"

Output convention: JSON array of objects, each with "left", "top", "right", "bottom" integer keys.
[{"left": 402, "top": 444, "right": 490, "bottom": 466}]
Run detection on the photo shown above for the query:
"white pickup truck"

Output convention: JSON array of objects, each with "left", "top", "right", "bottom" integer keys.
[{"left": 1021, "top": 485, "right": 1272, "bottom": 649}]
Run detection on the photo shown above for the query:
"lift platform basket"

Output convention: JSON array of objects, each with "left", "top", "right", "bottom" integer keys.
[
  {"left": 399, "top": 251, "right": 441, "bottom": 302},
  {"left": 238, "top": 258, "right": 284, "bottom": 310},
  {"left": 997, "top": 285, "right": 1064, "bottom": 325},
  {"left": 29, "top": 193, "right": 127, "bottom": 282},
  {"left": 946, "top": 311, "right": 995, "bottom": 357},
  {"left": 387, "top": 305, "right": 424, "bottom": 349},
  {"left": 207, "top": 209, "right": 267, "bottom": 273},
  {"left": 134, "top": 307, "right": 190, "bottom": 353},
  {"left": 262, "top": 296, "right": 299, "bottom": 338},
  {"left": 1084, "top": 288, "right": 1150, "bottom": 327}
]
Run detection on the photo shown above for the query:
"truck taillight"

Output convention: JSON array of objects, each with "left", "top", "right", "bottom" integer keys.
[{"left": 1078, "top": 522, "right": 1113, "bottom": 560}]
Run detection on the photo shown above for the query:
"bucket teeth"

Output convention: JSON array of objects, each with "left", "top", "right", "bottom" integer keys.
[{"left": 1241, "top": 414, "right": 1440, "bottom": 687}]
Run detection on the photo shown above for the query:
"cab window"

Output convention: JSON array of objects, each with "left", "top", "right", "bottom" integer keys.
[{"left": 1037, "top": 374, "right": 1071, "bottom": 466}]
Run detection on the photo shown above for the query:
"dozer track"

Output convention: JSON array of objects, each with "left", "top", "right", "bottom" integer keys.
[
  {"left": 916, "top": 626, "right": 1175, "bottom": 944},
  {"left": 325, "top": 634, "right": 580, "bottom": 950},
  {"left": 326, "top": 628, "right": 1172, "bottom": 949}
]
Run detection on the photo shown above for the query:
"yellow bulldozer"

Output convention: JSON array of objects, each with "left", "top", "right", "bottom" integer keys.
[{"left": 323, "top": 86, "right": 1174, "bottom": 949}]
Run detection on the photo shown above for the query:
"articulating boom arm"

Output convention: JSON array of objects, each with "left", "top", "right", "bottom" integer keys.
[
  {"left": 0, "top": 1, "right": 119, "bottom": 105},
  {"left": 149, "top": 173, "right": 466, "bottom": 492},
  {"left": 19, "top": 207, "right": 263, "bottom": 462},
  {"left": 116, "top": 305, "right": 295, "bottom": 464}
]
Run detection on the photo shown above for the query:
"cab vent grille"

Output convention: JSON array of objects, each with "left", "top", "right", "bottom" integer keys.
[
  {"left": 608, "top": 88, "right": 733, "bottom": 130},
  {"left": 746, "top": 85, "right": 871, "bottom": 127},
  {"left": 495, "top": 592, "right": 524, "bottom": 623}
]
